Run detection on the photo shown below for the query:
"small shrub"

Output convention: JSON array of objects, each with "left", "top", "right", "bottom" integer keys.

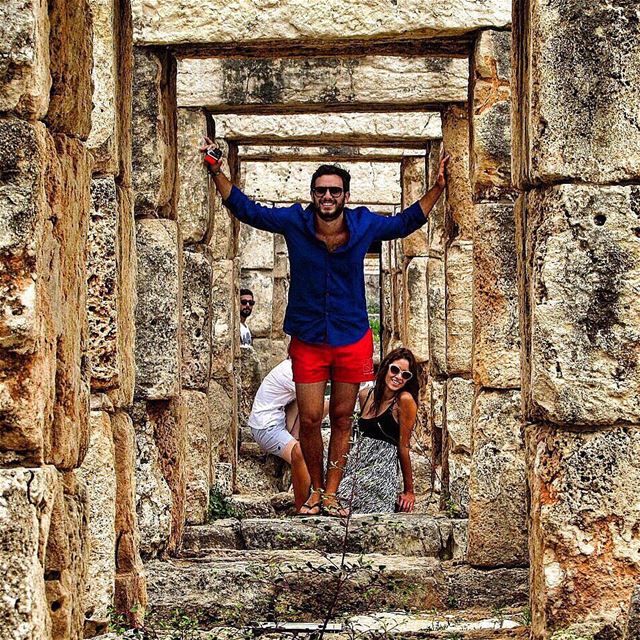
[{"left": 208, "top": 487, "right": 237, "bottom": 521}]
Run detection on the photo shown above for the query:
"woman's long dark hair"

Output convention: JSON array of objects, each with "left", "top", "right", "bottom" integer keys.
[{"left": 369, "top": 347, "right": 420, "bottom": 416}]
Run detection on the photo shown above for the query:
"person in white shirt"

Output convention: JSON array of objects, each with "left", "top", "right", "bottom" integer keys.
[
  {"left": 249, "top": 359, "right": 328, "bottom": 511},
  {"left": 240, "top": 288, "right": 254, "bottom": 346}
]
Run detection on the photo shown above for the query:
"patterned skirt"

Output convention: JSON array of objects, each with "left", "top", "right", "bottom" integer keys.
[{"left": 337, "top": 434, "right": 400, "bottom": 514}]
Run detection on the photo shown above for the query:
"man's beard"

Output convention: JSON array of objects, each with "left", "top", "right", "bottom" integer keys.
[
  {"left": 314, "top": 201, "right": 345, "bottom": 221},
  {"left": 240, "top": 308, "right": 252, "bottom": 318}
]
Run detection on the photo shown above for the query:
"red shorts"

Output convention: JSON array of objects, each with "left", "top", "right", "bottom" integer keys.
[{"left": 289, "top": 329, "right": 375, "bottom": 384}]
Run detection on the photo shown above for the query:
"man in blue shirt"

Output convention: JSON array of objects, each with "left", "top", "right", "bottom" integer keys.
[{"left": 200, "top": 138, "right": 448, "bottom": 516}]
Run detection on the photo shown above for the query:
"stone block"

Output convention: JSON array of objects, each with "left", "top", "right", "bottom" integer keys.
[
  {"left": 403, "top": 257, "right": 429, "bottom": 363},
  {"left": 442, "top": 105, "right": 473, "bottom": 241},
  {"left": 445, "top": 377, "right": 474, "bottom": 453},
  {"left": 88, "top": 177, "right": 119, "bottom": 390},
  {"left": 131, "top": 47, "right": 176, "bottom": 217},
  {"left": 177, "top": 55, "right": 468, "bottom": 108},
  {"left": 211, "top": 112, "right": 442, "bottom": 146},
  {"left": 176, "top": 108, "right": 210, "bottom": 243},
  {"left": 0, "top": 0, "right": 50, "bottom": 118},
  {"left": 240, "top": 269, "right": 273, "bottom": 338},
  {"left": 182, "top": 250, "right": 212, "bottom": 391},
  {"left": 48, "top": 135, "right": 92, "bottom": 470},
  {"left": 132, "top": 0, "right": 512, "bottom": 46},
  {"left": 242, "top": 160, "right": 401, "bottom": 207},
  {"left": 625, "top": 586, "right": 640, "bottom": 640},
  {"left": 114, "top": 0, "right": 134, "bottom": 188},
  {"left": 107, "top": 185, "right": 137, "bottom": 409},
  {"left": 239, "top": 344, "right": 263, "bottom": 429},
  {"left": 46, "top": 0, "right": 93, "bottom": 138},
  {"left": 513, "top": 0, "right": 640, "bottom": 186},
  {"left": 183, "top": 390, "right": 211, "bottom": 525},
  {"left": 208, "top": 380, "right": 236, "bottom": 470},
  {"left": 447, "top": 453, "right": 470, "bottom": 519},
  {"left": 148, "top": 397, "right": 186, "bottom": 556},
  {"left": 272, "top": 277, "right": 288, "bottom": 339},
  {"left": 446, "top": 241, "right": 473, "bottom": 376},
  {"left": 273, "top": 233, "right": 288, "bottom": 278},
  {"left": 252, "top": 338, "right": 288, "bottom": 378},
  {"left": 210, "top": 259, "right": 236, "bottom": 379},
  {"left": 134, "top": 219, "right": 181, "bottom": 400},
  {"left": 467, "top": 390, "right": 527, "bottom": 567},
  {"left": 427, "top": 141, "right": 446, "bottom": 257},
  {"left": 0, "top": 119, "right": 56, "bottom": 464},
  {"left": 523, "top": 185, "right": 640, "bottom": 426},
  {"left": 44, "top": 472, "right": 89, "bottom": 640},
  {"left": 239, "top": 225, "right": 274, "bottom": 270},
  {"left": 213, "top": 462, "right": 233, "bottom": 497},
  {"left": 238, "top": 144, "right": 427, "bottom": 161},
  {"left": 114, "top": 573, "right": 147, "bottom": 629},
  {"left": 470, "top": 29, "right": 515, "bottom": 202},
  {"left": 0, "top": 466, "right": 59, "bottom": 640},
  {"left": 111, "top": 411, "right": 144, "bottom": 576},
  {"left": 527, "top": 423, "right": 640, "bottom": 637},
  {"left": 472, "top": 202, "right": 520, "bottom": 389},
  {"left": 131, "top": 401, "right": 173, "bottom": 559},
  {"left": 426, "top": 256, "right": 446, "bottom": 376},
  {"left": 87, "top": 0, "right": 118, "bottom": 174},
  {"left": 400, "top": 156, "right": 428, "bottom": 257},
  {"left": 77, "top": 410, "right": 116, "bottom": 629}
]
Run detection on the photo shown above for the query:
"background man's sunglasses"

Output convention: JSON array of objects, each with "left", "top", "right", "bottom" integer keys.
[
  {"left": 240, "top": 300, "right": 255, "bottom": 306},
  {"left": 389, "top": 364, "right": 413, "bottom": 381},
  {"left": 312, "top": 186, "right": 344, "bottom": 197}
]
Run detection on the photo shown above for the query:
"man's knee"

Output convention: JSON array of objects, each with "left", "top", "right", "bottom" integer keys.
[
  {"left": 329, "top": 411, "right": 353, "bottom": 433},
  {"left": 299, "top": 413, "right": 323, "bottom": 432}
]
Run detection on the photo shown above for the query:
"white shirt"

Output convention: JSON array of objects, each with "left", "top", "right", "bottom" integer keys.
[
  {"left": 248, "top": 359, "right": 295, "bottom": 430},
  {"left": 240, "top": 322, "right": 252, "bottom": 345}
]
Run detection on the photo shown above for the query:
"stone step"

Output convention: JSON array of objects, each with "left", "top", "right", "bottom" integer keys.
[
  {"left": 182, "top": 513, "right": 467, "bottom": 560},
  {"left": 145, "top": 549, "right": 528, "bottom": 627},
  {"left": 96, "top": 607, "right": 530, "bottom": 639}
]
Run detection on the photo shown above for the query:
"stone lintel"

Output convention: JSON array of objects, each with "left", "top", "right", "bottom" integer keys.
[
  {"left": 177, "top": 56, "right": 468, "bottom": 110},
  {"left": 132, "top": 0, "right": 512, "bottom": 47},
  {"left": 210, "top": 112, "right": 442, "bottom": 145}
]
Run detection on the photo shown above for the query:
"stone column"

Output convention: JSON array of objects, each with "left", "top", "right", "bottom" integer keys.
[
  {"left": 131, "top": 47, "right": 187, "bottom": 559},
  {"left": 439, "top": 107, "right": 474, "bottom": 516},
  {"left": 513, "top": 2, "right": 640, "bottom": 636},
  {"left": 466, "top": 29, "right": 527, "bottom": 570}
]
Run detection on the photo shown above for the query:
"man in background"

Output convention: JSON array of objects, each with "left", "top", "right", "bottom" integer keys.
[{"left": 240, "top": 288, "right": 254, "bottom": 346}]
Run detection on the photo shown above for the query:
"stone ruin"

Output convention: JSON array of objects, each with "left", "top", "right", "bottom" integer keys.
[{"left": 0, "top": 0, "right": 639, "bottom": 638}]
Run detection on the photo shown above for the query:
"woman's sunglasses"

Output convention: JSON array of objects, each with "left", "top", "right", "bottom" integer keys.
[{"left": 389, "top": 364, "right": 413, "bottom": 381}]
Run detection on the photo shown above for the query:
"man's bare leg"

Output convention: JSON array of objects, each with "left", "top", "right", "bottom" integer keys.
[
  {"left": 295, "top": 381, "right": 327, "bottom": 511},
  {"left": 324, "top": 381, "right": 359, "bottom": 513}
]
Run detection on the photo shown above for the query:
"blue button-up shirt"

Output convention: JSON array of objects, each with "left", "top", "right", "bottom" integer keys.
[{"left": 224, "top": 186, "right": 427, "bottom": 346}]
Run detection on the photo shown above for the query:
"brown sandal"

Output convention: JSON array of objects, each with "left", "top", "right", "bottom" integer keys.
[
  {"left": 297, "top": 487, "right": 322, "bottom": 516},
  {"left": 321, "top": 492, "right": 350, "bottom": 518}
]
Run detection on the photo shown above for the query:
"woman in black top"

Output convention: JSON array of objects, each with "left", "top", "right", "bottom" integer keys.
[{"left": 338, "top": 347, "right": 419, "bottom": 514}]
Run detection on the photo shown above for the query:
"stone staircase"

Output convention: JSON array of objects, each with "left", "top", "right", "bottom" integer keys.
[{"left": 141, "top": 430, "right": 531, "bottom": 638}]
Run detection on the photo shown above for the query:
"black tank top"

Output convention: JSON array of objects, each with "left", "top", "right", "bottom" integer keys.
[{"left": 356, "top": 390, "right": 400, "bottom": 446}]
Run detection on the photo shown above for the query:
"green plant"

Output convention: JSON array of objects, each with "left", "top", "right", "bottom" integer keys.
[
  {"left": 443, "top": 496, "right": 461, "bottom": 519},
  {"left": 446, "top": 595, "right": 459, "bottom": 609},
  {"left": 208, "top": 487, "right": 237, "bottom": 520},
  {"left": 107, "top": 606, "right": 131, "bottom": 635},
  {"left": 519, "top": 606, "right": 532, "bottom": 626},
  {"left": 369, "top": 317, "right": 381, "bottom": 341}
]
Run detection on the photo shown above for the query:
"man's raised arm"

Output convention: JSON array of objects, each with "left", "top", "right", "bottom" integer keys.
[
  {"left": 199, "top": 136, "right": 233, "bottom": 200},
  {"left": 418, "top": 152, "right": 449, "bottom": 218}
]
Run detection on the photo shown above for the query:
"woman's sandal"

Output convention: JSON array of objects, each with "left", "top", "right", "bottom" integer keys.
[
  {"left": 297, "top": 487, "right": 322, "bottom": 516},
  {"left": 321, "top": 492, "right": 350, "bottom": 518}
]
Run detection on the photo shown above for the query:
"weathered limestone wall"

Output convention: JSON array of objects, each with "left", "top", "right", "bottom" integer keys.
[
  {"left": 513, "top": 2, "right": 640, "bottom": 636},
  {"left": 0, "top": 0, "right": 147, "bottom": 636}
]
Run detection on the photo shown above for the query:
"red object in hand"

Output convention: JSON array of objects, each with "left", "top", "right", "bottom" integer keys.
[{"left": 204, "top": 148, "right": 222, "bottom": 166}]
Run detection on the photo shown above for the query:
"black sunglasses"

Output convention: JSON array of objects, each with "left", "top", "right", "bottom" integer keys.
[
  {"left": 312, "top": 186, "right": 344, "bottom": 197},
  {"left": 240, "top": 299, "right": 255, "bottom": 306},
  {"left": 389, "top": 364, "right": 413, "bottom": 381}
]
